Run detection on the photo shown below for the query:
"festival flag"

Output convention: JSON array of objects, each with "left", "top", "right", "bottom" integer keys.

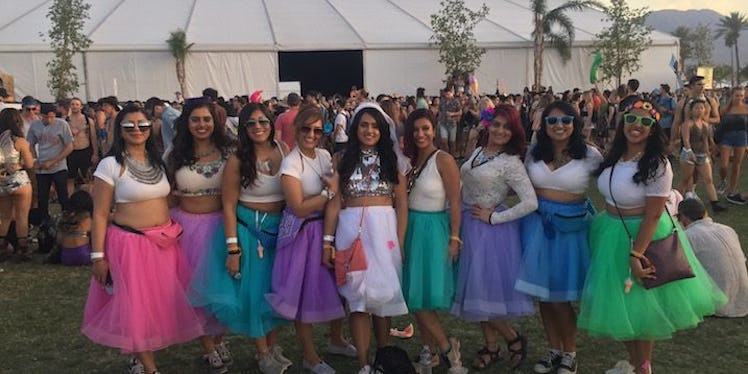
[{"left": 589, "top": 53, "right": 603, "bottom": 84}]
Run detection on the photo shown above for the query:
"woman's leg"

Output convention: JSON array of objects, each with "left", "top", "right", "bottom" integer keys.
[
  {"left": 538, "top": 302, "right": 563, "bottom": 351},
  {"left": 13, "top": 185, "right": 32, "bottom": 240},
  {"left": 697, "top": 162, "right": 719, "bottom": 202},
  {"left": 488, "top": 320, "right": 526, "bottom": 368},
  {"left": 199, "top": 335, "right": 216, "bottom": 355},
  {"left": 296, "top": 321, "right": 322, "bottom": 365},
  {"left": 719, "top": 146, "right": 732, "bottom": 185},
  {"left": 728, "top": 147, "right": 746, "bottom": 194},
  {"left": 136, "top": 351, "right": 157, "bottom": 373},
  {"left": 372, "top": 316, "right": 391, "bottom": 349},
  {"left": 679, "top": 161, "right": 695, "bottom": 196},
  {"left": 329, "top": 317, "right": 350, "bottom": 347},
  {"left": 415, "top": 311, "right": 448, "bottom": 352},
  {"left": 350, "top": 312, "right": 372, "bottom": 368}
]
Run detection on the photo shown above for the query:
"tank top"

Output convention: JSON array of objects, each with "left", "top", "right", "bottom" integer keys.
[
  {"left": 690, "top": 123, "right": 707, "bottom": 153},
  {"left": 239, "top": 145, "right": 286, "bottom": 203},
  {"left": 408, "top": 150, "right": 446, "bottom": 211},
  {"left": 721, "top": 113, "right": 748, "bottom": 132},
  {"left": 173, "top": 155, "right": 227, "bottom": 197}
]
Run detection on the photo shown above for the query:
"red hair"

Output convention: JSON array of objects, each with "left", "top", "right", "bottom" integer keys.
[{"left": 478, "top": 104, "right": 526, "bottom": 158}]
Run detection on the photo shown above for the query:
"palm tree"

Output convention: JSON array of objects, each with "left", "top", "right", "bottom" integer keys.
[
  {"left": 531, "top": 0, "right": 601, "bottom": 91},
  {"left": 166, "top": 29, "right": 194, "bottom": 96},
  {"left": 715, "top": 12, "right": 748, "bottom": 86}
]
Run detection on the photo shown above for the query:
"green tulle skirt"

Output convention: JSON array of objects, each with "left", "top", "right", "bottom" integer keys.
[{"left": 577, "top": 212, "right": 726, "bottom": 340}]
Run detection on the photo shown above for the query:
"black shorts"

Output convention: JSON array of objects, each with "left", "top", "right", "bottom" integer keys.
[{"left": 67, "top": 147, "right": 93, "bottom": 181}]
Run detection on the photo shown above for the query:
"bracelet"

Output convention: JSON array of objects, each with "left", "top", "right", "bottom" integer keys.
[
  {"left": 320, "top": 189, "right": 330, "bottom": 199},
  {"left": 323, "top": 235, "right": 336, "bottom": 243},
  {"left": 226, "top": 237, "right": 238, "bottom": 245},
  {"left": 90, "top": 252, "right": 105, "bottom": 260},
  {"left": 228, "top": 248, "right": 242, "bottom": 255},
  {"left": 449, "top": 236, "right": 462, "bottom": 245},
  {"left": 629, "top": 250, "right": 644, "bottom": 259},
  {"left": 323, "top": 243, "right": 336, "bottom": 250}
]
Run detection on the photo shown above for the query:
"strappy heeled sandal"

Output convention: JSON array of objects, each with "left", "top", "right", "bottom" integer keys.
[
  {"left": 506, "top": 333, "right": 527, "bottom": 370},
  {"left": 472, "top": 346, "right": 501, "bottom": 370}
]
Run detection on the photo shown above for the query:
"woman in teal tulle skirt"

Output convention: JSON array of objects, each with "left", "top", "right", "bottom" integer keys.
[{"left": 578, "top": 99, "right": 726, "bottom": 374}]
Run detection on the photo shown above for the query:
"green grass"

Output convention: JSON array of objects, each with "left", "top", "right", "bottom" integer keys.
[{"left": 1, "top": 159, "right": 747, "bottom": 374}]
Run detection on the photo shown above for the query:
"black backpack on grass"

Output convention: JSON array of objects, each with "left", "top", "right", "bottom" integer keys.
[{"left": 372, "top": 346, "right": 416, "bottom": 374}]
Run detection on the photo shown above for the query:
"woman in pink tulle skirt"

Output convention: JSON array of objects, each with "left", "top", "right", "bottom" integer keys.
[{"left": 81, "top": 105, "right": 204, "bottom": 374}]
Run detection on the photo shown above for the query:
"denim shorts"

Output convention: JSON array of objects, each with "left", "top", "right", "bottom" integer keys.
[
  {"left": 720, "top": 130, "right": 748, "bottom": 148},
  {"left": 680, "top": 149, "right": 710, "bottom": 166},
  {"left": 440, "top": 122, "right": 457, "bottom": 142}
]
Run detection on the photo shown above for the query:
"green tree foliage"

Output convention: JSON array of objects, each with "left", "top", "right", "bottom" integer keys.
[
  {"left": 430, "top": 0, "right": 489, "bottom": 78},
  {"left": 43, "top": 0, "right": 92, "bottom": 100},
  {"left": 715, "top": 12, "right": 748, "bottom": 86},
  {"left": 166, "top": 30, "right": 194, "bottom": 97},
  {"left": 713, "top": 64, "right": 733, "bottom": 84},
  {"left": 530, "top": 0, "right": 602, "bottom": 91},
  {"left": 691, "top": 25, "right": 713, "bottom": 67},
  {"left": 671, "top": 26, "right": 692, "bottom": 67},
  {"left": 593, "top": 0, "right": 651, "bottom": 86}
]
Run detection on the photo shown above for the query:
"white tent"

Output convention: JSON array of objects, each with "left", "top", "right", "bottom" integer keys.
[{"left": 0, "top": 0, "right": 679, "bottom": 101}]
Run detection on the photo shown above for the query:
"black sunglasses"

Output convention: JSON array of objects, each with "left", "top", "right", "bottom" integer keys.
[
  {"left": 121, "top": 121, "right": 152, "bottom": 132},
  {"left": 299, "top": 125, "right": 323, "bottom": 136},
  {"left": 245, "top": 118, "right": 271, "bottom": 127}
]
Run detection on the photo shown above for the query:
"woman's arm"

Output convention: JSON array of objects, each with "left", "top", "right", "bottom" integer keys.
[
  {"left": 15, "top": 138, "right": 34, "bottom": 170},
  {"left": 393, "top": 172, "right": 409, "bottom": 256},
  {"left": 90, "top": 178, "right": 114, "bottom": 285},
  {"left": 322, "top": 158, "right": 343, "bottom": 269},
  {"left": 222, "top": 155, "right": 242, "bottom": 276},
  {"left": 629, "top": 195, "right": 667, "bottom": 280},
  {"left": 437, "top": 152, "right": 462, "bottom": 262},
  {"left": 681, "top": 119, "right": 693, "bottom": 152},
  {"left": 281, "top": 176, "right": 329, "bottom": 218},
  {"left": 486, "top": 158, "right": 538, "bottom": 224}
]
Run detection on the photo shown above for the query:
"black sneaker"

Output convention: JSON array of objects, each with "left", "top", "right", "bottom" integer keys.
[
  {"left": 533, "top": 351, "right": 562, "bottom": 373},
  {"left": 726, "top": 193, "right": 748, "bottom": 206},
  {"left": 711, "top": 201, "right": 729, "bottom": 213}
]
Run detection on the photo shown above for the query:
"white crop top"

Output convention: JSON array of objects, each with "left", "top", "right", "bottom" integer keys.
[
  {"left": 173, "top": 157, "right": 226, "bottom": 197},
  {"left": 279, "top": 147, "right": 332, "bottom": 197},
  {"left": 461, "top": 149, "right": 538, "bottom": 224},
  {"left": 526, "top": 146, "right": 603, "bottom": 194},
  {"left": 598, "top": 159, "right": 672, "bottom": 209},
  {"left": 94, "top": 156, "right": 171, "bottom": 203},
  {"left": 239, "top": 146, "right": 286, "bottom": 203},
  {"left": 409, "top": 150, "right": 447, "bottom": 211}
]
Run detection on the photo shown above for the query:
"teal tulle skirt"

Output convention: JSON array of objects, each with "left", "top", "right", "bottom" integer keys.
[
  {"left": 402, "top": 210, "right": 456, "bottom": 311},
  {"left": 578, "top": 212, "right": 726, "bottom": 340}
]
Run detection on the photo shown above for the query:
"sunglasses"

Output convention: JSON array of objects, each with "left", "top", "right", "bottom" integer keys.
[
  {"left": 623, "top": 114, "right": 656, "bottom": 127},
  {"left": 245, "top": 118, "right": 271, "bottom": 127},
  {"left": 299, "top": 125, "right": 324, "bottom": 137},
  {"left": 121, "top": 121, "right": 152, "bottom": 132},
  {"left": 544, "top": 115, "right": 574, "bottom": 126}
]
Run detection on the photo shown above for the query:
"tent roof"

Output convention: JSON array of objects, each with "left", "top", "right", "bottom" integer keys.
[{"left": 0, "top": 0, "right": 677, "bottom": 52}]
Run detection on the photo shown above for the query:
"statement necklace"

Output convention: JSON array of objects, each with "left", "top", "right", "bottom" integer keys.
[
  {"left": 125, "top": 154, "right": 163, "bottom": 184},
  {"left": 471, "top": 147, "right": 503, "bottom": 168},
  {"left": 622, "top": 151, "right": 644, "bottom": 163},
  {"left": 195, "top": 147, "right": 217, "bottom": 158}
]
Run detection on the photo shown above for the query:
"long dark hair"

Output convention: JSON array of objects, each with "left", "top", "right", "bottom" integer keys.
[
  {"left": 402, "top": 109, "right": 436, "bottom": 166},
  {"left": 594, "top": 100, "right": 667, "bottom": 184},
  {"left": 237, "top": 103, "right": 277, "bottom": 188},
  {"left": 107, "top": 105, "right": 165, "bottom": 170},
  {"left": 167, "top": 102, "right": 229, "bottom": 178},
  {"left": 478, "top": 104, "right": 526, "bottom": 158},
  {"left": 0, "top": 109, "right": 24, "bottom": 138},
  {"left": 338, "top": 107, "right": 399, "bottom": 185},
  {"left": 59, "top": 190, "right": 93, "bottom": 233},
  {"left": 531, "top": 100, "right": 588, "bottom": 163}
]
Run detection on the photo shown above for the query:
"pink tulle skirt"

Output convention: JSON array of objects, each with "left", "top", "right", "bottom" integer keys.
[{"left": 81, "top": 222, "right": 205, "bottom": 353}]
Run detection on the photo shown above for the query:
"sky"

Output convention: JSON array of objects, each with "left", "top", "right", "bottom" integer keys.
[{"left": 623, "top": 0, "right": 747, "bottom": 16}]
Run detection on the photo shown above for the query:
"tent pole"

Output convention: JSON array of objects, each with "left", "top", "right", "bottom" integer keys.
[{"left": 82, "top": 51, "right": 91, "bottom": 101}]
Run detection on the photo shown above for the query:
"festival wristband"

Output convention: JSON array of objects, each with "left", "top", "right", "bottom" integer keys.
[
  {"left": 225, "top": 237, "right": 238, "bottom": 245},
  {"left": 323, "top": 235, "right": 336, "bottom": 243},
  {"left": 90, "top": 252, "right": 105, "bottom": 260}
]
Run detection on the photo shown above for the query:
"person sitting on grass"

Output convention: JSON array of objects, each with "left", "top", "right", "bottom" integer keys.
[{"left": 58, "top": 190, "right": 93, "bottom": 266}]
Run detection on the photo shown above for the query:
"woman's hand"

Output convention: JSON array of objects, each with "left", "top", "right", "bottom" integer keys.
[
  {"left": 92, "top": 259, "right": 109, "bottom": 285},
  {"left": 629, "top": 256, "right": 656, "bottom": 280},
  {"left": 322, "top": 244, "right": 335, "bottom": 269},
  {"left": 322, "top": 172, "right": 339, "bottom": 195},
  {"left": 470, "top": 205, "right": 493, "bottom": 224},
  {"left": 448, "top": 240, "right": 460, "bottom": 263},
  {"left": 225, "top": 246, "right": 241, "bottom": 277}
]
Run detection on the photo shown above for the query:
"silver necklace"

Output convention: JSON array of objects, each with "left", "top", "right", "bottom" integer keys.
[{"left": 125, "top": 154, "right": 163, "bottom": 184}]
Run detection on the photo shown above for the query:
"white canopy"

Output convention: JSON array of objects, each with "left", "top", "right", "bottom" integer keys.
[{"left": 0, "top": 0, "right": 679, "bottom": 101}]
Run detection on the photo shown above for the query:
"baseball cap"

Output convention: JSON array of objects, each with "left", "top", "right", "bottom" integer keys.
[{"left": 688, "top": 75, "right": 704, "bottom": 85}]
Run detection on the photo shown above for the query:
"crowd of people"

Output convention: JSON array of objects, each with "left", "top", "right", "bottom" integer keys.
[{"left": 0, "top": 78, "right": 746, "bottom": 374}]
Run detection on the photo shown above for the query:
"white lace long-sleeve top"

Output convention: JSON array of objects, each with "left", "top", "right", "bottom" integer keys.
[{"left": 461, "top": 148, "right": 538, "bottom": 224}]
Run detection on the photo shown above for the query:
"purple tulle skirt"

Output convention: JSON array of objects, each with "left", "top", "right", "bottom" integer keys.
[
  {"left": 171, "top": 207, "right": 225, "bottom": 336},
  {"left": 81, "top": 223, "right": 205, "bottom": 353},
  {"left": 451, "top": 206, "right": 535, "bottom": 321},
  {"left": 266, "top": 213, "right": 345, "bottom": 323}
]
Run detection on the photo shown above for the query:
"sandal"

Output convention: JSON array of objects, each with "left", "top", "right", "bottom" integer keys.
[
  {"left": 472, "top": 346, "right": 501, "bottom": 369},
  {"left": 506, "top": 333, "right": 527, "bottom": 370}
]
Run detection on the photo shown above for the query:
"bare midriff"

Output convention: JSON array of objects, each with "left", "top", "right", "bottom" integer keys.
[
  {"left": 605, "top": 203, "right": 646, "bottom": 217},
  {"left": 239, "top": 200, "right": 285, "bottom": 214},
  {"left": 112, "top": 198, "right": 171, "bottom": 228},
  {"left": 178, "top": 195, "right": 222, "bottom": 214},
  {"left": 343, "top": 196, "right": 393, "bottom": 208},
  {"left": 535, "top": 188, "right": 585, "bottom": 203}
]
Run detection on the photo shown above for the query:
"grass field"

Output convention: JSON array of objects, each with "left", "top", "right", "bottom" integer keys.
[{"left": 1, "top": 158, "right": 747, "bottom": 374}]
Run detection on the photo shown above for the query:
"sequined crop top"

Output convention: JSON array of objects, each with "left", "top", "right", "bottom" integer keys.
[
  {"left": 173, "top": 156, "right": 227, "bottom": 197},
  {"left": 0, "top": 130, "right": 21, "bottom": 172},
  {"left": 343, "top": 150, "right": 394, "bottom": 199}
]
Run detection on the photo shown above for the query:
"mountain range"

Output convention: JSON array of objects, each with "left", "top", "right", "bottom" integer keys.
[{"left": 646, "top": 9, "right": 747, "bottom": 67}]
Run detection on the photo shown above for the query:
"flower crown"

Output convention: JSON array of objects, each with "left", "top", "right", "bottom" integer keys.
[
  {"left": 625, "top": 100, "right": 661, "bottom": 122},
  {"left": 479, "top": 107, "right": 496, "bottom": 127}
]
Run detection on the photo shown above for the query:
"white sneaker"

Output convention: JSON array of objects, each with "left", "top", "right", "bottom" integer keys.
[
  {"left": 303, "top": 360, "right": 336, "bottom": 374},
  {"left": 203, "top": 350, "right": 228, "bottom": 374},
  {"left": 215, "top": 342, "right": 234, "bottom": 366},
  {"left": 128, "top": 358, "right": 146, "bottom": 374},
  {"left": 605, "top": 360, "right": 635, "bottom": 374},
  {"left": 258, "top": 353, "right": 290, "bottom": 374},
  {"left": 327, "top": 341, "right": 358, "bottom": 357},
  {"left": 271, "top": 345, "right": 293, "bottom": 367},
  {"left": 357, "top": 365, "right": 372, "bottom": 374}
]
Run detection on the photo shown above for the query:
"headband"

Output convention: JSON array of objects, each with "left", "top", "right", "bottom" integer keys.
[
  {"left": 625, "top": 100, "right": 661, "bottom": 122},
  {"left": 479, "top": 107, "right": 496, "bottom": 127}
]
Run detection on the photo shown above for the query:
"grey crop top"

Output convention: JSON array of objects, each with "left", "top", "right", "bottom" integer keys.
[
  {"left": 343, "top": 150, "right": 394, "bottom": 199},
  {"left": 173, "top": 155, "right": 227, "bottom": 197}
]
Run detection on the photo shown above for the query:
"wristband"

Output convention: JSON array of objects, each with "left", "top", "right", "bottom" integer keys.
[
  {"left": 320, "top": 189, "right": 330, "bottom": 199},
  {"left": 90, "top": 252, "right": 105, "bottom": 260},
  {"left": 225, "top": 237, "right": 238, "bottom": 245},
  {"left": 449, "top": 236, "right": 463, "bottom": 245},
  {"left": 323, "top": 235, "right": 336, "bottom": 243}
]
